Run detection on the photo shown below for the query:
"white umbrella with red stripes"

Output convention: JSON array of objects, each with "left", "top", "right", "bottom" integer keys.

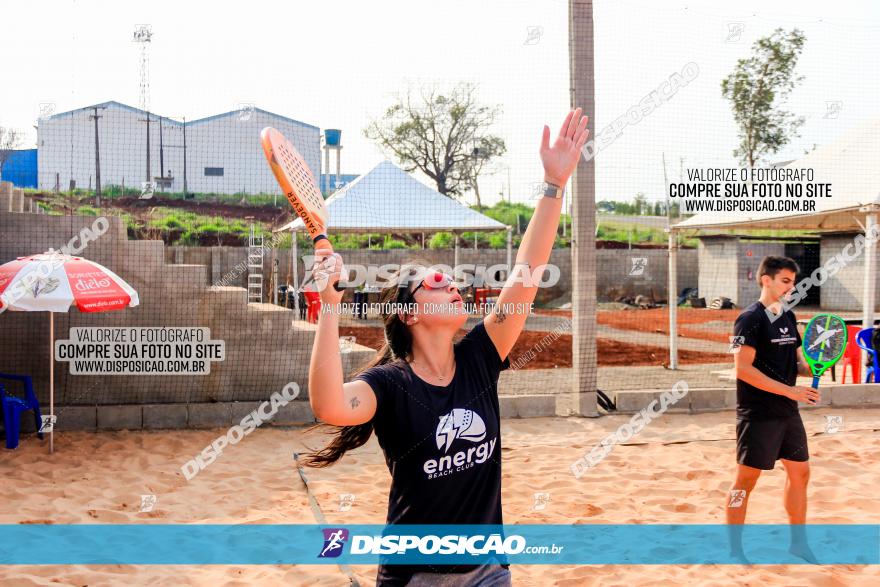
[{"left": 0, "top": 250, "right": 139, "bottom": 453}]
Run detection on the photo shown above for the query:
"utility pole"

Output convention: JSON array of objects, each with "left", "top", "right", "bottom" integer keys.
[
  {"left": 163, "top": 116, "right": 188, "bottom": 197},
  {"left": 140, "top": 113, "right": 152, "bottom": 183},
  {"left": 159, "top": 115, "right": 165, "bottom": 181},
  {"left": 678, "top": 156, "right": 684, "bottom": 222},
  {"left": 182, "top": 117, "right": 188, "bottom": 197},
  {"left": 663, "top": 152, "right": 670, "bottom": 227},
  {"left": 563, "top": 190, "right": 567, "bottom": 237},
  {"left": 87, "top": 105, "right": 106, "bottom": 206}
]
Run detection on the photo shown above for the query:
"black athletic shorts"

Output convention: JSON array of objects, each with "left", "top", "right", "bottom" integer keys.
[{"left": 736, "top": 414, "right": 809, "bottom": 470}]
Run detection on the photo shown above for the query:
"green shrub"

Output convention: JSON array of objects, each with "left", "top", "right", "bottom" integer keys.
[
  {"left": 488, "top": 232, "right": 508, "bottom": 248},
  {"left": 195, "top": 222, "right": 223, "bottom": 236},
  {"left": 178, "top": 231, "right": 200, "bottom": 246},
  {"left": 151, "top": 215, "right": 186, "bottom": 230},
  {"left": 383, "top": 237, "right": 408, "bottom": 249},
  {"left": 75, "top": 205, "right": 100, "bottom": 216},
  {"left": 428, "top": 232, "right": 454, "bottom": 249}
]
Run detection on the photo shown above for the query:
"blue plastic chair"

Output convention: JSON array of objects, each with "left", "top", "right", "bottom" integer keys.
[
  {"left": 855, "top": 328, "right": 879, "bottom": 384},
  {"left": 0, "top": 373, "right": 44, "bottom": 449}
]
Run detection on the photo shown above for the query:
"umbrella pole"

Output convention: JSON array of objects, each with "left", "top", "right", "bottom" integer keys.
[{"left": 49, "top": 311, "right": 54, "bottom": 454}]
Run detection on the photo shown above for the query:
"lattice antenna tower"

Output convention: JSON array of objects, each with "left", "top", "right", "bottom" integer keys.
[
  {"left": 133, "top": 25, "right": 154, "bottom": 184},
  {"left": 133, "top": 24, "right": 152, "bottom": 113}
]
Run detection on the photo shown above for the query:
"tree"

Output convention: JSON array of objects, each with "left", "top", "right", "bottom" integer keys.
[
  {"left": 465, "top": 139, "right": 506, "bottom": 209},
  {"left": 364, "top": 82, "right": 506, "bottom": 204},
  {"left": 633, "top": 192, "right": 647, "bottom": 215},
  {"left": 0, "top": 126, "right": 24, "bottom": 181},
  {"left": 721, "top": 28, "right": 806, "bottom": 168}
]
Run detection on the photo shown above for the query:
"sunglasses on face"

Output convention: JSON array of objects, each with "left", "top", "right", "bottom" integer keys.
[{"left": 402, "top": 270, "right": 461, "bottom": 302}]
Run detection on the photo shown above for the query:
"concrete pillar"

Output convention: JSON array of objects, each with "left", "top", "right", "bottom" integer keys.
[
  {"left": 564, "top": 0, "right": 598, "bottom": 417},
  {"left": 14, "top": 188, "right": 24, "bottom": 212},
  {"left": 862, "top": 209, "right": 878, "bottom": 338},
  {"left": 292, "top": 227, "right": 300, "bottom": 318},
  {"left": 668, "top": 228, "right": 679, "bottom": 369},
  {"left": 506, "top": 226, "right": 513, "bottom": 280},
  {"left": 1, "top": 181, "right": 12, "bottom": 212}
]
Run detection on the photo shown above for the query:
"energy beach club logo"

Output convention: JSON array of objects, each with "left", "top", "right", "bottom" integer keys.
[
  {"left": 318, "top": 528, "right": 349, "bottom": 558},
  {"left": 424, "top": 409, "right": 497, "bottom": 480}
]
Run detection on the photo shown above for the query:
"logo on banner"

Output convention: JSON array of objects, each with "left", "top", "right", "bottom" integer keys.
[
  {"left": 73, "top": 276, "right": 112, "bottom": 292},
  {"left": 318, "top": 528, "right": 349, "bottom": 558}
]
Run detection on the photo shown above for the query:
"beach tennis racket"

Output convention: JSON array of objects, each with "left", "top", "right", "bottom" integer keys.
[
  {"left": 801, "top": 313, "right": 847, "bottom": 389},
  {"left": 260, "top": 127, "right": 344, "bottom": 291}
]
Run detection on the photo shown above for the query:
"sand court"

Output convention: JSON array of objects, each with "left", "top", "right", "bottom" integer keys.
[{"left": 1, "top": 407, "right": 877, "bottom": 585}]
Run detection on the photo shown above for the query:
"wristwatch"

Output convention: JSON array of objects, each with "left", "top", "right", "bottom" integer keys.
[{"left": 541, "top": 181, "right": 563, "bottom": 199}]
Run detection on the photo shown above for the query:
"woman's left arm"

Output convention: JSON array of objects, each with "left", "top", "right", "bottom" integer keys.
[{"left": 484, "top": 108, "right": 589, "bottom": 360}]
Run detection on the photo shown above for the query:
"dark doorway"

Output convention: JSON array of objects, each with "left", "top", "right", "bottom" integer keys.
[{"left": 785, "top": 242, "right": 821, "bottom": 307}]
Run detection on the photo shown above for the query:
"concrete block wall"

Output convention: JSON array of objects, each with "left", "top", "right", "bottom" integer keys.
[
  {"left": 736, "top": 242, "right": 785, "bottom": 306},
  {"left": 169, "top": 246, "right": 565, "bottom": 302},
  {"left": 12, "top": 400, "right": 318, "bottom": 433},
  {"left": 168, "top": 244, "right": 698, "bottom": 305},
  {"left": 820, "top": 234, "right": 880, "bottom": 312},
  {"left": 698, "top": 237, "right": 740, "bottom": 305},
  {"left": 0, "top": 205, "right": 375, "bottom": 423},
  {"left": 1, "top": 182, "right": 45, "bottom": 215},
  {"left": 0, "top": 199, "right": 699, "bottom": 432},
  {"left": 612, "top": 383, "right": 880, "bottom": 413},
  {"left": 698, "top": 237, "right": 785, "bottom": 307},
  {"left": 595, "top": 248, "right": 696, "bottom": 302},
  {"left": 698, "top": 234, "right": 879, "bottom": 312}
]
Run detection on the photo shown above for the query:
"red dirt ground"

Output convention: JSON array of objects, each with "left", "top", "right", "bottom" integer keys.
[
  {"left": 535, "top": 307, "right": 741, "bottom": 344},
  {"left": 339, "top": 326, "right": 730, "bottom": 369}
]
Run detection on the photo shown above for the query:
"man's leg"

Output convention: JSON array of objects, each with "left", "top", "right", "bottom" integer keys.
[
  {"left": 781, "top": 458, "right": 809, "bottom": 523},
  {"left": 726, "top": 464, "right": 761, "bottom": 561},
  {"left": 781, "top": 458, "right": 818, "bottom": 563}
]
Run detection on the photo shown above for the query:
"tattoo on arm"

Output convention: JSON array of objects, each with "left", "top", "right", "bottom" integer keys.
[
  {"left": 493, "top": 305, "right": 506, "bottom": 323},
  {"left": 349, "top": 397, "right": 361, "bottom": 410}
]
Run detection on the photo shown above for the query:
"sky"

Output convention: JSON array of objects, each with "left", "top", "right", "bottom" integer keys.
[{"left": 1, "top": 0, "right": 878, "bottom": 207}]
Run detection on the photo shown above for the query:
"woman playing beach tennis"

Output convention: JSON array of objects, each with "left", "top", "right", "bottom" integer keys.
[{"left": 303, "top": 108, "right": 589, "bottom": 587}]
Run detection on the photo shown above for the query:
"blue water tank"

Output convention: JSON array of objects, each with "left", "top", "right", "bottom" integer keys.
[
  {"left": 324, "top": 129, "right": 341, "bottom": 147},
  {"left": 0, "top": 149, "right": 38, "bottom": 188}
]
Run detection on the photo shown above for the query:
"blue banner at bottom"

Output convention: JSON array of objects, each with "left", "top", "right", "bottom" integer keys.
[{"left": 0, "top": 524, "right": 876, "bottom": 565}]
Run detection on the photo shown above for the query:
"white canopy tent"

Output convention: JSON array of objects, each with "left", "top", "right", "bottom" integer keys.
[
  {"left": 274, "top": 160, "right": 512, "bottom": 298},
  {"left": 667, "top": 118, "right": 880, "bottom": 368}
]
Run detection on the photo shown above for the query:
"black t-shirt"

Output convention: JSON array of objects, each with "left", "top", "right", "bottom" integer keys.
[
  {"left": 354, "top": 320, "right": 511, "bottom": 586},
  {"left": 733, "top": 301, "right": 802, "bottom": 421}
]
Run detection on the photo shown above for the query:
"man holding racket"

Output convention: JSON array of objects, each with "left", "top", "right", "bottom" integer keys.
[
  {"left": 301, "top": 109, "right": 589, "bottom": 586},
  {"left": 727, "top": 255, "right": 818, "bottom": 563}
]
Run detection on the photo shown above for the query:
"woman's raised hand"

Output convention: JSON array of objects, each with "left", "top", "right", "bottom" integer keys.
[
  {"left": 313, "top": 252, "right": 346, "bottom": 304},
  {"left": 539, "top": 108, "right": 590, "bottom": 187}
]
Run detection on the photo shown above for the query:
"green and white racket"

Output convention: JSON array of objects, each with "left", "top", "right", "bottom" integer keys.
[{"left": 801, "top": 313, "right": 848, "bottom": 389}]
